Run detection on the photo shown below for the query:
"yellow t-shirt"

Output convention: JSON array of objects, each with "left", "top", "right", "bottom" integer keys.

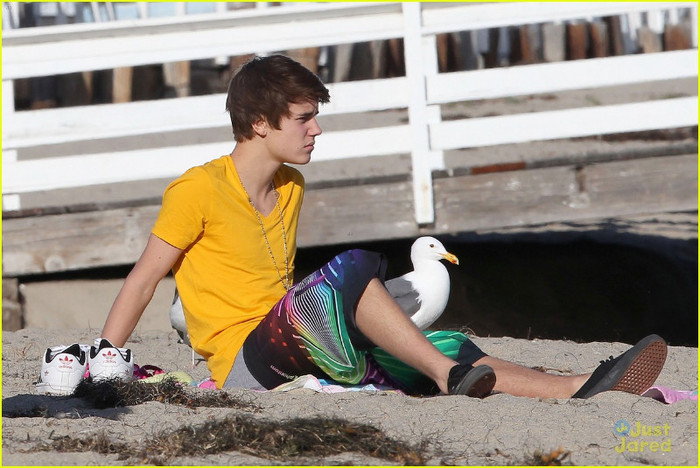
[{"left": 152, "top": 155, "right": 304, "bottom": 387}]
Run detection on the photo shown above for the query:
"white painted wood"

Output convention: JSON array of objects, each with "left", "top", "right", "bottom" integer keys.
[
  {"left": 2, "top": 2, "right": 20, "bottom": 29},
  {"left": 427, "top": 50, "right": 698, "bottom": 104},
  {"left": 2, "top": 3, "right": 404, "bottom": 80},
  {"left": 2, "top": 79, "right": 410, "bottom": 149},
  {"left": 430, "top": 97, "right": 698, "bottom": 151},
  {"left": 1, "top": 148, "right": 20, "bottom": 211},
  {"left": 6, "top": 93, "right": 694, "bottom": 196},
  {"left": 5, "top": 49, "right": 695, "bottom": 151},
  {"left": 2, "top": 149, "right": 18, "bottom": 163},
  {"left": 2, "top": 194, "right": 21, "bottom": 212},
  {"left": 402, "top": 2, "right": 435, "bottom": 225},
  {"left": 3, "top": 143, "right": 230, "bottom": 194},
  {"left": 7, "top": 2, "right": 693, "bottom": 79},
  {"left": 647, "top": 10, "right": 665, "bottom": 33},
  {"left": 318, "top": 78, "right": 410, "bottom": 115},
  {"left": 2, "top": 79, "right": 15, "bottom": 119},
  {"left": 312, "top": 126, "right": 412, "bottom": 162},
  {"left": 1, "top": 126, "right": 411, "bottom": 194},
  {"left": 419, "top": 2, "right": 695, "bottom": 35}
]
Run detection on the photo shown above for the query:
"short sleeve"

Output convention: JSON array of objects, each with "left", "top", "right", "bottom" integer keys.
[{"left": 152, "top": 167, "right": 210, "bottom": 250}]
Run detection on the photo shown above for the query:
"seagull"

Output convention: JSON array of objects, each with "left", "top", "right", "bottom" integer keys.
[
  {"left": 169, "top": 290, "right": 191, "bottom": 347},
  {"left": 385, "top": 236, "right": 459, "bottom": 330}
]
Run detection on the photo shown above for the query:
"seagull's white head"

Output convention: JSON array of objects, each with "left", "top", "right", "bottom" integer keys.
[{"left": 410, "top": 236, "right": 459, "bottom": 266}]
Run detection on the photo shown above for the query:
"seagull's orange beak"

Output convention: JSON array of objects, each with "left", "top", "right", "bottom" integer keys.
[{"left": 441, "top": 252, "right": 459, "bottom": 265}]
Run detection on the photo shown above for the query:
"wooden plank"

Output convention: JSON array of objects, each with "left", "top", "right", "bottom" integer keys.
[
  {"left": 5, "top": 2, "right": 695, "bottom": 80},
  {"left": 427, "top": 49, "right": 697, "bottom": 105},
  {"left": 4, "top": 51, "right": 695, "bottom": 151},
  {"left": 3, "top": 78, "right": 410, "bottom": 149},
  {"left": 583, "top": 154, "right": 698, "bottom": 215},
  {"left": 2, "top": 277, "right": 23, "bottom": 331},
  {"left": 2, "top": 4, "right": 406, "bottom": 79},
  {"left": 433, "top": 154, "right": 697, "bottom": 234},
  {"left": 420, "top": 2, "right": 696, "bottom": 36},
  {"left": 2, "top": 125, "right": 411, "bottom": 195},
  {"left": 430, "top": 97, "right": 698, "bottom": 151},
  {"left": 3, "top": 155, "right": 695, "bottom": 276},
  {"left": 2, "top": 205, "right": 160, "bottom": 276},
  {"left": 298, "top": 180, "right": 417, "bottom": 247}
]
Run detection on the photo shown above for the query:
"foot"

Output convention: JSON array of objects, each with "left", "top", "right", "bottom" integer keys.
[
  {"left": 447, "top": 364, "right": 496, "bottom": 398},
  {"left": 572, "top": 334, "right": 667, "bottom": 399}
]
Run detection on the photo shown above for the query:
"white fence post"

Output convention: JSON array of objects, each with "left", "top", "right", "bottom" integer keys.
[{"left": 402, "top": 2, "right": 436, "bottom": 225}]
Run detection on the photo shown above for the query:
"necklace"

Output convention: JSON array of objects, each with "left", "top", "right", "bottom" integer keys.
[{"left": 238, "top": 177, "right": 291, "bottom": 291}]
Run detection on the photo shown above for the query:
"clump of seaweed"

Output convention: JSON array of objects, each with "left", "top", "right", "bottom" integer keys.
[
  {"left": 41, "top": 415, "right": 426, "bottom": 465},
  {"left": 525, "top": 446, "right": 571, "bottom": 466},
  {"left": 73, "top": 377, "right": 258, "bottom": 411},
  {"left": 48, "top": 432, "right": 130, "bottom": 458}
]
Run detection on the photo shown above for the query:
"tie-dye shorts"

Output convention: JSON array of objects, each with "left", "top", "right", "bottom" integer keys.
[{"left": 242, "top": 249, "right": 486, "bottom": 394}]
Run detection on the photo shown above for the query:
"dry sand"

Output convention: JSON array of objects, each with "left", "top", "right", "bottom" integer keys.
[{"left": 1, "top": 327, "right": 697, "bottom": 466}]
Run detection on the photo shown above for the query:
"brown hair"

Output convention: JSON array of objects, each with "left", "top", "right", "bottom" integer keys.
[{"left": 226, "top": 54, "right": 330, "bottom": 142}]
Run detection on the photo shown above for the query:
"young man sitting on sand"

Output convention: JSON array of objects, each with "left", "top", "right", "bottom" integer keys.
[{"left": 91, "top": 55, "right": 667, "bottom": 398}]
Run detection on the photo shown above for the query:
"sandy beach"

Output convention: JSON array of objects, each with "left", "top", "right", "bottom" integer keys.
[{"left": 2, "top": 327, "right": 696, "bottom": 466}]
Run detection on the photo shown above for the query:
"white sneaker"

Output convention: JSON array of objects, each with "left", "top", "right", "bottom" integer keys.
[
  {"left": 89, "top": 338, "right": 134, "bottom": 381},
  {"left": 35, "top": 344, "right": 88, "bottom": 395}
]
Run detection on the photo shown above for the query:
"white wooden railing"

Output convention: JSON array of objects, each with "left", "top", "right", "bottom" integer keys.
[{"left": 2, "top": 2, "right": 698, "bottom": 224}]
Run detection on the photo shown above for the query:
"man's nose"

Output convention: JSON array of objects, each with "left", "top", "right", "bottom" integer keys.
[{"left": 309, "top": 118, "right": 322, "bottom": 136}]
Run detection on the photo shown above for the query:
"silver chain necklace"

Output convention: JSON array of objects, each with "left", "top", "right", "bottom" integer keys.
[{"left": 238, "top": 177, "right": 291, "bottom": 291}]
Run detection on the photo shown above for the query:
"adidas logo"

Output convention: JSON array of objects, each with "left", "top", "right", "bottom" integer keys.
[
  {"left": 58, "top": 355, "right": 74, "bottom": 370},
  {"left": 101, "top": 350, "right": 117, "bottom": 363}
]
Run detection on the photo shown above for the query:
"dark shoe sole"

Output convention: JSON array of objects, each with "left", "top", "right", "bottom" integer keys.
[
  {"left": 451, "top": 365, "right": 496, "bottom": 398},
  {"left": 608, "top": 337, "right": 667, "bottom": 394},
  {"left": 575, "top": 335, "right": 667, "bottom": 399}
]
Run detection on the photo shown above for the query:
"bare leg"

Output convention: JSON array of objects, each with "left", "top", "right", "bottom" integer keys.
[
  {"left": 355, "top": 278, "right": 457, "bottom": 394},
  {"left": 476, "top": 356, "right": 590, "bottom": 398},
  {"left": 356, "top": 279, "right": 592, "bottom": 398}
]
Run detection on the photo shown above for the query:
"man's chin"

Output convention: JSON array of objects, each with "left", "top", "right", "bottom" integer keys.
[{"left": 289, "top": 154, "right": 312, "bottom": 165}]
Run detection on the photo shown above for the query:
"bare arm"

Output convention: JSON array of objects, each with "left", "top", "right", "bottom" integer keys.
[{"left": 101, "top": 234, "right": 183, "bottom": 347}]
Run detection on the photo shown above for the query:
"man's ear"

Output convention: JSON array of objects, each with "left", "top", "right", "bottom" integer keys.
[{"left": 252, "top": 117, "right": 268, "bottom": 138}]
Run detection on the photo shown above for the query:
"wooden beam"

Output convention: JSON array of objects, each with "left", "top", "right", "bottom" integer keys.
[
  {"left": 434, "top": 154, "right": 697, "bottom": 234},
  {"left": 2, "top": 154, "right": 696, "bottom": 277},
  {"left": 2, "top": 277, "right": 23, "bottom": 331}
]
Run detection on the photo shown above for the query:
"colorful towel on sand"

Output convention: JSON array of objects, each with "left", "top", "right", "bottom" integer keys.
[{"left": 269, "top": 374, "right": 403, "bottom": 394}]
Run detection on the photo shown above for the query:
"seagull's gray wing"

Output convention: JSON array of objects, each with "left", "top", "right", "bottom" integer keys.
[{"left": 385, "top": 276, "right": 421, "bottom": 317}]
